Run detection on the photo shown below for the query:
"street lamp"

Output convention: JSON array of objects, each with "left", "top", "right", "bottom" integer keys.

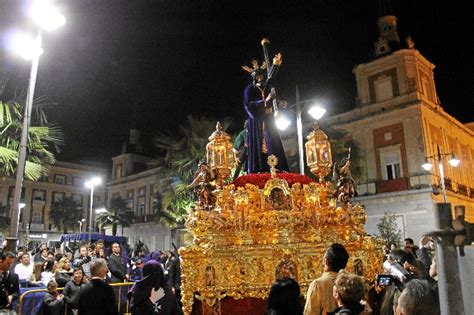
[
  {"left": 8, "top": 1, "right": 66, "bottom": 251},
  {"left": 275, "top": 86, "right": 327, "bottom": 174},
  {"left": 78, "top": 219, "right": 85, "bottom": 233},
  {"left": 422, "top": 144, "right": 460, "bottom": 203},
  {"left": 85, "top": 177, "right": 102, "bottom": 241}
]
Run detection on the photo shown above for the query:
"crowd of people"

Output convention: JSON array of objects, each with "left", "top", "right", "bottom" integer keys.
[
  {"left": 267, "top": 236, "right": 440, "bottom": 315},
  {"left": 0, "top": 240, "right": 183, "bottom": 315},
  {"left": 0, "top": 234, "right": 441, "bottom": 315}
]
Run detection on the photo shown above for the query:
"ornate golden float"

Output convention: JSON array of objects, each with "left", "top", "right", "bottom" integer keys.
[{"left": 179, "top": 122, "right": 383, "bottom": 315}]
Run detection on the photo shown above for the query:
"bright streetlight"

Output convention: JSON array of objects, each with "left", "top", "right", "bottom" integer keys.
[
  {"left": 78, "top": 219, "right": 85, "bottom": 233},
  {"left": 28, "top": 0, "right": 66, "bottom": 32},
  {"left": 8, "top": 0, "right": 66, "bottom": 251},
  {"left": 275, "top": 86, "right": 327, "bottom": 174},
  {"left": 422, "top": 144, "right": 460, "bottom": 203},
  {"left": 85, "top": 177, "right": 102, "bottom": 241}
]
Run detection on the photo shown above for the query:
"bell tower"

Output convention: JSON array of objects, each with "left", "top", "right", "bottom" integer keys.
[{"left": 374, "top": 15, "right": 400, "bottom": 57}]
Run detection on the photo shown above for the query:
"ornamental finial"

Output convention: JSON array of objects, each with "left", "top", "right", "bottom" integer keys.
[{"left": 267, "top": 155, "right": 278, "bottom": 178}]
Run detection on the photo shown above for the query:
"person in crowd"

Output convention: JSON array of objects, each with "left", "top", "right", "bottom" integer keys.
[
  {"left": 55, "top": 257, "right": 74, "bottom": 287},
  {"left": 403, "top": 238, "right": 418, "bottom": 258},
  {"left": 328, "top": 272, "right": 366, "bottom": 315},
  {"left": 267, "top": 277, "right": 303, "bottom": 315},
  {"left": 416, "top": 235, "right": 434, "bottom": 275},
  {"left": 11, "top": 248, "right": 25, "bottom": 273},
  {"left": 64, "top": 268, "right": 88, "bottom": 315},
  {"left": 130, "top": 258, "right": 144, "bottom": 281},
  {"left": 35, "top": 248, "right": 50, "bottom": 264},
  {"left": 47, "top": 251, "right": 55, "bottom": 261},
  {"left": 95, "top": 240, "right": 105, "bottom": 256},
  {"left": 88, "top": 244, "right": 97, "bottom": 260},
  {"left": 108, "top": 242, "right": 129, "bottom": 283},
  {"left": 96, "top": 248, "right": 106, "bottom": 259},
  {"left": 34, "top": 243, "right": 48, "bottom": 262},
  {"left": 0, "top": 252, "right": 20, "bottom": 312},
  {"left": 128, "top": 260, "right": 181, "bottom": 315},
  {"left": 379, "top": 249, "right": 425, "bottom": 315},
  {"left": 65, "top": 252, "right": 74, "bottom": 262},
  {"left": 73, "top": 246, "right": 92, "bottom": 279},
  {"left": 168, "top": 253, "right": 182, "bottom": 307},
  {"left": 14, "top": 252, "right": 34, "bottom": 281},
  {"left": 304, "top": 243, "right": 350, "bottom": 315},
  {"left": 40, "top": 279, "right": 64, "bottom": 315},
  {"left": 395, "top": 279, "right": 440, "bottom": 315},
  {"left": 41, "top": 260, "right": 56, "bottom": 286},
  {"left": 79, "top": 258, "right": 117, "bottom": 315},
  {"left": 429, "top": 255, "right": 438, "bottom": 281}
]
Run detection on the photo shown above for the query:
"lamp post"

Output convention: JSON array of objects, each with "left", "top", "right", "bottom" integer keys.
[
  {"left": 7, "top": 0, "right": 65, "bottom": 251},
  {"left": 85, "top": 177, "right": 102, "bottom": 241},
  {"left": 78, "top": 219, "right": 85, "bottom": 233},
  {"left": 275, "top": 85, "right": 326, "bottom": 175},
  {"left": 422, "top": 144, "right": 460, "bottom": 203}
]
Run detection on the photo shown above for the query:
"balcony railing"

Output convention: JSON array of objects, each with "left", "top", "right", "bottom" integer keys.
[{"left": 376, "top": 177, "right": 409, "bottom": 194}]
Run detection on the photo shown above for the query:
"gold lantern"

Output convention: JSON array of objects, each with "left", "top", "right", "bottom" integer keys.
[
  {"left": 305, "top": 124, "right": 333, "bottom": 182},
  {"left": 206, "top": 121, "right": 234, "bottom": 188}
]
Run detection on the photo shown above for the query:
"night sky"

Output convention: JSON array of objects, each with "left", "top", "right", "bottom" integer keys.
[{"left": 2, "top": 0, "right": 473, "bottom": 165}]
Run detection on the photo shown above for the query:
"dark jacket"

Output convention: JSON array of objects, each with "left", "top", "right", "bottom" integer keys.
[
  {"left": 78, "top": 279, "right": 117, "bottom": 315},
  {"left": 41, "top": 291, "right": 64, "bottom": 315},
  {"left": 128, "top": 279, "right": 181, "bottom": 315},
  {"left": 0, "top": 271, "right": 20, "bottom": 309},
  {"left": 63, "top": 279, "right": 86, "bottom": 310},
  {"left": 108, "top": 254, "right": 128, "bottom": 283},
  {"left": 328, "top": 304, "right": 365, "bottom": 315},
  {"left": 55, "top": 271, "right": 72, "bottom": 288},
  {"left": 168, "top": 258, "right": 181, "bottom": 293}
]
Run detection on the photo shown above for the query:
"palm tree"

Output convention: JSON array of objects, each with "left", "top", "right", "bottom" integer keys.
[
  {"left": 49, "top": 196, "right": 83, "bottom": 233},
  {"left": 152, "top": 115, "right": 232, "bottom": 228},
  {"left": 0, "top": 87, "right": 63, "bottom": 180},
  {"left": 95, "top": 197, "right": 135, "bottom": 236}
]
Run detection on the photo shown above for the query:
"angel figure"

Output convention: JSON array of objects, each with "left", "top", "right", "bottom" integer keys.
[
  {"left": 333, "top": 148, "right": 357, "bottom": 204},
  {"left": 188, "top": 162, "right": 217, "bottom": 210}
]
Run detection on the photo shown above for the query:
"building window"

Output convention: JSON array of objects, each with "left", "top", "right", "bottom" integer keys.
[
  {"left": 72, "top": 194, "right": 83, "bottom": 208},
  {"left": 31, "top": 210, "right": 42, "bottom": 224},
  {"left": 54, "top": 175, "right": 67, "bottom": 185},
  {"left": 114, "top": 163, "right": 123, "bottom": 179},
  {"left": 52, "top": 192, "right": 65, "bottom": 203},
  {"left": 374, "top": 75, "right": 393, "bottom": 102},
  {"left": 72, "top": 176, "right": 84, "bottom": 186},
  {"left": 137, "top": 197, "right": 145, "bottom": 216},
  {"left": 32, "top": 190, "right": 46, "bottom": 201},
  {"left": 381, "top": 151, "right": 402, "bottom": 180}
]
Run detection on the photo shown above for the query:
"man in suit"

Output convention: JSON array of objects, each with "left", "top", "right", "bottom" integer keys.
[
  {"left": 107, "top": 243, "right": 129, "bottom": 283},
  {"left": 79, "top": 258, "right": 117, "bottom": 315},
  {"left": 0, "top": 251, "right": 20, "bottom": 313}
]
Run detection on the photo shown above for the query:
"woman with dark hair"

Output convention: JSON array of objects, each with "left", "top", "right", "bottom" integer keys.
[
  {"left": 41, "top": 260, "right": 56, "bottom": 286},
  {"left": 127, "top": 260, "right": 182, "bottom": 315},
  {"left": 267, "top": 278, "right": 303, "bottom": 315}
]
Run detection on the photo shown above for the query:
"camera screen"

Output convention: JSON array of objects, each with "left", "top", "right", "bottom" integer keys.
[{"left": 377, "top": 275, "right": 392, "bottom": 286}]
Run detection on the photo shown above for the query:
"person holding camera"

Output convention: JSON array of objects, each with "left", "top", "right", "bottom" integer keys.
[
  {"left": 378, "top": 249, "right": 427, "bottom": 315},
  {"left": 73, "top": 245, "right": 92, "bottom": 279}
]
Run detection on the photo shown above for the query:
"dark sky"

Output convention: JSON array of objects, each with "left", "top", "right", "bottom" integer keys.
[{"left": 2, "top": 0, "right": 473, "bottom": 165}]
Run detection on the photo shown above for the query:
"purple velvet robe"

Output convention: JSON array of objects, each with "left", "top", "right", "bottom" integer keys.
[{"left": 243, "top": 83, "right": 289, "bottom": 173}]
